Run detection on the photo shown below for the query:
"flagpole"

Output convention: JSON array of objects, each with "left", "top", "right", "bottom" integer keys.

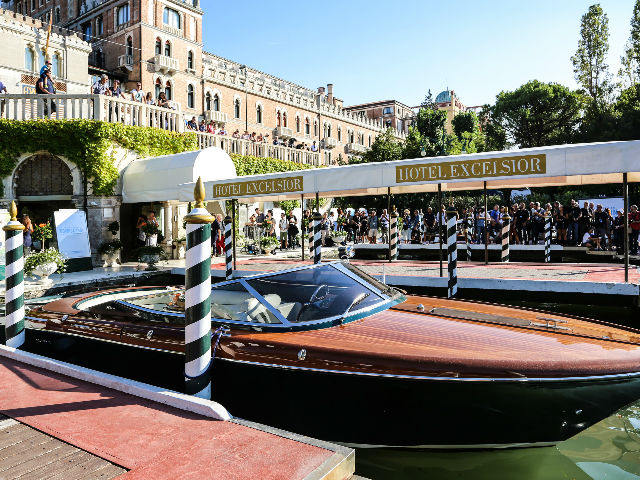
[{"left": 44, "top": 3, "right": 53, "bottom": 61}]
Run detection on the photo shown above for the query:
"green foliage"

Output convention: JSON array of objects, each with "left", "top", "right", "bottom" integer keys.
[
  {"left": 479, "top": 105, "right": 508, "bottom": 151},
  {"left": 0, "top": 120, "right": 198, "bottom": 196},
  {"left": 451, "top": 111, "right": 479, "bottom": 138},
  {"left": 24, "top": 248, "right": 66, "bottom": 276},
  {"left": 356, "top": 128, "right": 403, "bottom": 164},
  {"left": 305, "top": 198, "right": 329, "bottom": 211},
  {"left": 259, "top": 235, "right": 279, "bottom": 249},
  {"left": 141, "top": 223, "right": 161, "bottom": 236},
  {"left": 229, "top": 153, "right": 312, "bottom": 176},
  {"left": 32, "top": 222, "right": 53, "bottom": 242},
  {"left": 97, "top": 240, "right": 123, "bottom": 255},
  {"left": 415, "top": 107, "right": 448, "bottom": 156},
  {"left": 619, "top": 0, "right": 640, "bottom": 87},
  {"left": 402, "top": 126, "right": 424, "bottom": 159},
  {"left": 107, "top": 221, "right": 120, "bottom": 235},
  {"left": 490, "top": 80, "right": 583, "bottom": 147},
  {"left": 615, "top": 83, "right": 640, "bottom": 139},
  {"left": 571, "top": 4, "right": 612, "bottom": 104},
  {"left": 137, "top": 245, "right": 167, "bottom": 259},
  {"left": 277, "top": 200, "right": 300, "bottom": 213}
]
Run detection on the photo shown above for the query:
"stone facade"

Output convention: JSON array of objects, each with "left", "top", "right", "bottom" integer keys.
[
  {"left": 343, "top": 100, "right": 415, "bottom": 135},
  {"left": 0, "top": 8, "right": 92, "bottom": 94}
]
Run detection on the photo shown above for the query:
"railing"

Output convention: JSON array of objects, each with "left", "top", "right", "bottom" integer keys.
[
  {"left": 274, "top": 126, "right": 294, "bottom": 138},
  {"left": 195, "top": 132, "right": 321, "bottom": 166},
  {"left": 0, "top": 94, "right": 184, "bottom": 132},
  {"left": 118, "top": 54, "right": 133, "bottom": 68},
  {"left": 154, "top": 55, "right": 179, "bottom": 73},
  {"left": 347, "top": 142, "right": 367, "bottom": 154},
  {"left": 323, "top": 137, "right": 337, "bottom": 149},
  {"left": 204, "top": 110, "right": 228, "bottom": 123}
]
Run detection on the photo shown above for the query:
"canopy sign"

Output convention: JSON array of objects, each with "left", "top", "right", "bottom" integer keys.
[
  {"left": 212, "top": 176, "right": 304, "bottom": 198},
  {"left": 395, "top": 154, "right": 546, "bottom": 183}
]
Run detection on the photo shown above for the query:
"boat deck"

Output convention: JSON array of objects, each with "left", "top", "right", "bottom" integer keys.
[{"left": 0, "top": 349, "right": 355, "bottom": 479}]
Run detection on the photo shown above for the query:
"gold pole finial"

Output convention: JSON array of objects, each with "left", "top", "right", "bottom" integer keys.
[
  {"left": 9, "top": 201, "right": 17, "bottom": 222},
  {"left": 194, "top": 177, "right": 205, "bottom": 208}
]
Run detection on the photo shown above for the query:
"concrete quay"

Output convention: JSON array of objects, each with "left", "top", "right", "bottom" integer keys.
[{"left": 0, "top": 345, "right": 358, "bottom": 480}]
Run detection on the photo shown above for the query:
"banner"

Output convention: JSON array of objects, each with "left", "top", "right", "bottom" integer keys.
[
  {"left": 212, "top": 176, "right": 304, "bottom": 198},
  {"left": 54, "top": 209, "right": 91, "bottom": 259}
]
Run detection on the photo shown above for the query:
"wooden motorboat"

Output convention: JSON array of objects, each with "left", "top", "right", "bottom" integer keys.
[{"left": 6, "top": 262, "right": 640, "bottom": 449}]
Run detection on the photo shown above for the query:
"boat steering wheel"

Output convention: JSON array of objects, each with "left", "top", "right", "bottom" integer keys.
[{"left": 296, "top": 284, "right": 329, "bottom": 322}]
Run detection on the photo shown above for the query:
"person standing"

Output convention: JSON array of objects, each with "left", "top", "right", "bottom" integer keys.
[
  {"left": 135, "top": 214, "right": 147, "bottom": 248},
  {"left": 36, "top": 69, "right": 57, "bottom": 117},
  {"left": 629, "top": 205, "right": 640, "bottom": 255},
  {"left": 287, "top": 210, "right": 298, "bottom": 248},
  {"left": 320, "top": 212, "right": 331, "bottom": 246},
  {"left": 279, "top": 212, "right": 289, "bottom": 249},
  {"left": 0, "top": 79, "right": 7, "bottom": 117},
  {"left": 211, "top": 214, "right": 221, "bottom": 256},
  {"left": 214, "top": 214, "right": 225, "bottom": 255},
  {"left": 612, "top": 209, "right": 625, "bottom": 253},
  {"left": 91, "top": 74, "right": 111, "bottom": 95},
  {"left": 568, "top": 200, "right": 582, "bottom": 246},
  {"left": 131, "top": 82, "right": 145, "bottom": 102},
  {"left": 22, "top": 214, "right": 33, "bottom": 254}
]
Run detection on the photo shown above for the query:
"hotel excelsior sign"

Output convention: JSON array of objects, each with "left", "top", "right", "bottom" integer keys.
[
  {"left": 212, "top": 176, "right": 304, "bottom": 198},
  {"left": 395, "top": 154, "right": 547, "bottom": 183}
]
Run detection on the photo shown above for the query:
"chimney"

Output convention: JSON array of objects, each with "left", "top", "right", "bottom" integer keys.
[
  {"left": 327, "top": 84, "right": 334, "bottom": 105},
  {"left": 317, "top": 86, "right": 325, "bottom": 95}
]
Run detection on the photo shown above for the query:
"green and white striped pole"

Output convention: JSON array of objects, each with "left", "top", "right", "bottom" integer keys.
[
  {"left": 446, "top": 207, "right": 458, "bottom": 298},
  {"left": 389, "top": 209, "right": 398, "bottom": 261},
  {"left": 4, "top": 201, "right": 26, "bottom": 349},
  {"left": 184, "top": 178, "right": 215, "bottom": 399},
  {"left": 312, "top": 212, "right": 322, "bottom": 264}
]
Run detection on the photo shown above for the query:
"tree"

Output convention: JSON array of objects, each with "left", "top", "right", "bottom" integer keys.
[
  {"left": 490, "top": 80, "right": 583, "bottom": 148},
  {"left": 479, "top": 105, "right": 508, "bottom": 151},
  {"left": 401, "top": 126, "right": 424, "bottom": 159},
  {"left": 355, "top": 128, "right": 403, "bottom": 164},
  {"left": 571, "top": 4, "right": 613, "bottom": 104},
  {"left": 619, "top": 0, "right": 640, "bottom": 88},
  {"left": 615, "top": 84, "right": 640, "bottom": 140},
  {"left": 451, "top": 111, "right": 479, "bottom": 138}
]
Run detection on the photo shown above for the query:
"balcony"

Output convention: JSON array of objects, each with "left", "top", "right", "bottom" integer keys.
[
  {"left": 274, "top": 126, "right": 294, "bottom": 138},
  {"left": 161, "top": 24, "right": 183, "bottom": 37},
  {"left": 323, "top": 137, "right": 337, "bottom": 149},
  {"left": 118, "top": 54, "right": 133, "bottom": 70},
  {"left": 154, "top": 55, "right": 179, "bottom": 73},
  {"left": 347, "top": 143, "right": 367, "bottom": 154},
  {"left": 205, "top": 110, "right": 229, "bottom": 124}
]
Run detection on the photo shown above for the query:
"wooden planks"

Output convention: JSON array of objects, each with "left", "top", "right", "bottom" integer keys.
[{"left": 0, "top": 415, "right": 125, "bottom": 480}]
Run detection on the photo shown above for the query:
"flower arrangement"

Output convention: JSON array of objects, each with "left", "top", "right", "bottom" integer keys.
[
  {"left": 330, "top": 230, "right": 346, "bottom": 238},
  {"left": 137, "top": 245, "right": 166, "bottom": 259},
  {"left": 97, "top": 240, "right": 123, "bottom": 255},
  {"left": 32, "top": 222, "right": 53, "bottom": 242},
  {"left": 259, "top": 235, "right": 279, "bottom": 250},
  {"left": 24, "top": 248, "right": 66, "bottom": 276}
]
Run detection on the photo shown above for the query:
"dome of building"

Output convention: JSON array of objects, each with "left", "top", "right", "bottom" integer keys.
[{"left": 435, "top": 90, "right": 451, "bottom": 104}]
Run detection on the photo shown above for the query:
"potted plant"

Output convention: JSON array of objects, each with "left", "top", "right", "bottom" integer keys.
[
  {"left": 142, "top": 223, "right": 161, "bottom": 246},
  {"left": 98, "top": 240, "right": 123, "bottom": 267},
  {"left": 330, "top": 229, "right": 347, "bottom": 244},
  {"left": 259, "top": 235, "right": 279, "bottom": 255},
  {"left": 107, "top": 221, "right": 120, "bottom": 236},
  {"left": 174, "top": 236, "right": 186, "bottom": 259},
  {"left": 137, "top": 245, "right": 166, "bottom": 271},
  {"left": 32, "top": 222, "right": 53, "bottom": 251},
  {"left": 24, "top": 248, "right": 66, "bottom": 285}
]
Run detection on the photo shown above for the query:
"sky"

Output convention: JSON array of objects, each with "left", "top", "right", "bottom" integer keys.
[{"left": 201, "top": 0, "right": 638, "bottom": 108}]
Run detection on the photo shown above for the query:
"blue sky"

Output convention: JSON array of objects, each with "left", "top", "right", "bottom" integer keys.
[{"left": 201, "top": 0, "right": 637, "bottom": 108}]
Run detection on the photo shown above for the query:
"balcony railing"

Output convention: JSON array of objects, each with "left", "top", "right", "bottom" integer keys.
[
  {"left": 204, "top": 110, "right": 228, "bottom": 124},
  {"left": 196, "top": 133, "right": 321, "bottom": 166},
  {"left": 274, "top": 126, "right": 294, "bottom": 138},
  {"left": 323, "top": 137, "right": 337, "bottom": 149},
  {"left": 118, "top": 54, "right": 133, "bottom": 69},
  {"left": 154, "top": 55, "right": 179, "bottom": 73},
  {"left": 346, "top": 142, "right": 367, "bottom": 154},
  {"left": 161, "top": 24, "right": 183, "bottom": 36},
  {"left": 0, "top": 94, "right": 183, "bottom": 132}
]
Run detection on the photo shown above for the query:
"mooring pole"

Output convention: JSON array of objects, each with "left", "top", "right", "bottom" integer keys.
[
  {"left": 390, "top": 207, "right": 398, "bottom": 262},
  {"left": 184, "top": 177, "right": 214, "bottom": 399},
  {"left": 484, "top": 181, "right": 488, "bottom": 265},
  {"left": 301, "top": 194, "right": 305, "bottom": 261},
  {"left": 446, "top": 206, "right": 458, "bottom": 298},
  {"left": 4, "top": 201, "right": 25, "bottom": 349},
  {"left": 624, "top": 172, "right": 629, "bottom": 283},
  {"left": 438, "top": 183, "right": 443, "bottom": 278},
  {"left": 231, "top": 199, "right": 237, "bottom": 272},
  {"left": 501, "top": 208, "right": 510, "bottom": 263},
  {"left": 224, "top": 214, "right": 233, "bottom": 280}
]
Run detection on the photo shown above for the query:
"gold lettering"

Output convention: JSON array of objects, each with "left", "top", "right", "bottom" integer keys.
[{"left": 211, "top": 176, "right": 305, "bottom": 198}]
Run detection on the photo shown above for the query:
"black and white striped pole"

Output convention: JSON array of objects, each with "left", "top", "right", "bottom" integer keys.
[
  {"left": 184, "top": 178, "right": 214, "bottom": 400},
  {"left": 466, "top": 213, "right": 473, "bottom": 261},
  {"left": 501, "top": 209, "right": 510, "bottom": 263},
  {"left": 4, "top": 201, "right": 26, "bottom": 349},
  {"left": 224, "top": 215, "right": 233, "bottom": 280},
  {"left": 312, "top": 212, "right": 322, "bottom": 264},
  {"left": 446, "top": 207, "right": 458, "bottom": 298},
  {"left": 389, "top": 209, "right": 398, "bottom": 261},
  {"left": 544, "top": 211, "right": 552, "bottom": 263}
]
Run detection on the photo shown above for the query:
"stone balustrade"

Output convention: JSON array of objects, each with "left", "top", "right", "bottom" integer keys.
[
  {"left": 195, "top": 132, "right": 321, "bottom": 166},
  {"left": 0, "top": 94, "right": 184, "bottom": 132},
  {"left": 154, "top": 54, "right": 179, "bottom": 73}
]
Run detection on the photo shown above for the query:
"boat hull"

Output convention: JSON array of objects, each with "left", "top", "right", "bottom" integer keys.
[{"left": 9, "top": 327, "right": 640, "bottom": 449}]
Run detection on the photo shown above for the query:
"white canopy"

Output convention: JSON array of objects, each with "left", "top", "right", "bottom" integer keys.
[
  {"left": 122, "top": 147, "right": 236, "bottom": 203},
  {"left": 178, "top": 140, "right": 640, "bottom": 203}
]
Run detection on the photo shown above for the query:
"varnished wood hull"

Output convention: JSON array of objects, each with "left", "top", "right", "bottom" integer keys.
[{"left": 9, "top": 327, "right": 640, "bottom": 449}]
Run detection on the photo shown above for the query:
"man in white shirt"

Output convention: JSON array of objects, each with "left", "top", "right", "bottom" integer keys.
[{"left": 130, "top": 82, "right": 145, "bottom": 102}]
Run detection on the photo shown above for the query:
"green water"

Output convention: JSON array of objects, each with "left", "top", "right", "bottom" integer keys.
[{"left": 355, "top": 301, "right": 640, "bottom": 479}]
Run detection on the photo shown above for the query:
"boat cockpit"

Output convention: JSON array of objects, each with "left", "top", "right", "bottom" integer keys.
[{"left": 74, "top": 262, "right": 403, "bottom": 332}]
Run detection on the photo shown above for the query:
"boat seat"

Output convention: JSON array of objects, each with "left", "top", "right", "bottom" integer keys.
[
  {"left": 278, "top": 302, "right": 302, "bottom": 322},
  {"left": 211, "top": 290, "right": 253, "bottom": 305}
]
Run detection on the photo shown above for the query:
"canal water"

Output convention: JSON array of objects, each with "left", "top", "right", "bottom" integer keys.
[{"left": 355, "top": 300, "right": 640, "bottom": 480}]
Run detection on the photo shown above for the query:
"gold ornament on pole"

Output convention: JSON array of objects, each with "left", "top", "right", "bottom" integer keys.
[
  {"left": 3, "top": 201, "right": 25, "bottom": 232},
  {"left": 184, "top": 177, "right": 215, "bottom": 224}
]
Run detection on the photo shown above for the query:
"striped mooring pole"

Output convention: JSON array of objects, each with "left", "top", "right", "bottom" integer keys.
[
  {"left": 466, "top": 213, "right": 473, "bottom": 261},
  {"left": 4, "top": 201, "right": 26, "bottom": 349},
  {"left": 544, "top": 212, "right": 552, "bottom": 263},
  {"left": 501, "top": 210, "right": 510, "bottom": 263},
  {"left": 389, "top": 209, "right": 398, "bottom": 261},
  {"left": 224, "top": 215, "right": 233, "bottom": 280},
  {"left": 184, "top": 177, "right": 214, "bottom": 399},
  {"left": 446, "top": 208, "right": 458, "bottom": 298},
  {"left": 308, "top": 219, "right": 314, "bottom": 256},
  {"left": 312, "top": 211, "right": 322, "bottom": 264}
]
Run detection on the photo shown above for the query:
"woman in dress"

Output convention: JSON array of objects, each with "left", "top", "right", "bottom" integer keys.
[
  {"left": 555, "top": 205, "right": 568, "bottom": 246},
  {"left": 22, "top": 214, "right": 33, "bottom": 254}
]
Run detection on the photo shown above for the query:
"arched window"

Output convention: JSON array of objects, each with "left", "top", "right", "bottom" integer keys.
[
  {"left": 313, "top": 120, "right": 318, "bottom": 136},
  {"left": 213, "top": 94, "right": 220, "bottom": 112},
  {"left": 163, "top": 7, "right": 181, "bottom": 29},
  {"left": 296, "top": 116, "right": 300, "bottom": 132},
  {"left": 205, "top": 92, "right": 211, "bottom": 111},
  {"left": 304, "top": 118, "right": 310, "bottom": 135},
  {"left": 349, "top": 131, "right": 354, "bottom": 143},
  {"left": 116, "top": 4, "right": 129, "bottom": 25},
  {"left": 187, "top": 85, "right": 194, "bottom": 108},
  {"left": 234, "top": 99, "right": 240, "bottom": 119},
  {"left": 337, "top": 127, "right": 342, "bottom": 142},
  {"left": 126, "top": 36, "right": 133, "bottom": 56},
  {"left": 96, "top": 15, "right": 103, "bottom": 35},
  {"left": 164, "top": 40, "right": 171, "bottom": 57},
  {"left": 256, "top": 105, "right": 263, "bottom": 124},
  {"left": 282, "top": 113, "right": 287, "bottom": 128},
  {"left": 24, "top": 46, "right": 34, "bottom": 72},
  {"left": 37, "top": 48, "right": 45, "bottom": 71},
  {"left": 276, "top": 112, "right": 281, "bottom": 127},
  {"left": 51, "top": 53, "right": 60, "bottom": 77},
  {"left": 187, "top": 50, "right": 194, "bottom": 70},
  {"left": 155, "top": 38, "right": 162, "bottom": 55},
  {"left": 155, "top": 79, "right": 162, "bottom": 99},
  {"left": 165, "top": 81, "right": 172, "bottom": 100},
  {"left": 17, "top": 2, "right": 22, "bottom": 14},
  {"left": 368, "top": 135, "right": 372, "bottom": 147}
]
